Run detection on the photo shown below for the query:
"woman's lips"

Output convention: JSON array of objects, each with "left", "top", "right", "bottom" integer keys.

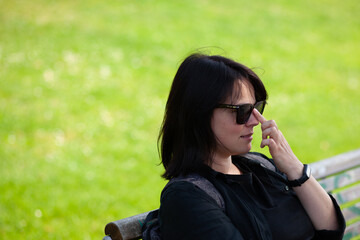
[{"left": 241, "top": 133, "right": 253, "bottom": 140}]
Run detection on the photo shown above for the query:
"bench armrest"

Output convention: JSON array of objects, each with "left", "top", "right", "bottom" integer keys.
[{"left": 104, "top": 211, "right": 153, "bottom": 240}]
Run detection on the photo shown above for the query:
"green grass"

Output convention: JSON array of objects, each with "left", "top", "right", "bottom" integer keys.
[{"left": 1, "top": 0, "right": 359, "bottom": 238}]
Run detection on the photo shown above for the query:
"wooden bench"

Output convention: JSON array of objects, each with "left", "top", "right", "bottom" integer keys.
[{"left": 103, "top": 148, "right": 360, "bottom": 240}]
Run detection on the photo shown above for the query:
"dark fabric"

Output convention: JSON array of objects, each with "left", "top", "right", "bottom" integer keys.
[
  {"left": 142, "top": 174, "right": 225, "bottom": 240},
  {"left": 166, "top": 174, "right": 225, "bottom": 210},
  {"left": 142, "top": 210, "right": 162, "bottom": 240},
  {"left": 199, "top": 168, "right": 272, "bottom": 240},
  {"left": 159, "top": 153, "right": 345, "bottom": 240}
]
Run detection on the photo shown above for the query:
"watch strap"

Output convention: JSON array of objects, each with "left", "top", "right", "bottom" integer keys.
[{"left": 287, "top": 164, "right": 311, "bottom": 187}]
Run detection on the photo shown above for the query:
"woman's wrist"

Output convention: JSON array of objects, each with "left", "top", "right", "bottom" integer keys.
[{"left": 285, "top": 162, "right": 304, "bottom": 180}]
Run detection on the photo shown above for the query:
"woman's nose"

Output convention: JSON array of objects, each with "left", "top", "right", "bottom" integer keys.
[{"left": 246, "top": 109, "right": 259, "bottom": 127}]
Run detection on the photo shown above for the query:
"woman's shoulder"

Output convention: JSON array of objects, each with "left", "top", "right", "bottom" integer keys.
[
  {"left": 160, "top": 177, "right": 223, "bottom": 209},
  {"left": 161, "top": 180, "right": 198, "bottom": 196},
  {"left": 161, "top": 179, "right": 212, "bottom": 201}
]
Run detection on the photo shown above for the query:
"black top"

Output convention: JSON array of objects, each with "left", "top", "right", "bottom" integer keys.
[{"left": 159, "top": 153, "right": 345, "bottom": 240}]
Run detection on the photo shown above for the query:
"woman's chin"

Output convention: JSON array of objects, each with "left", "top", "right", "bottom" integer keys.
[
  {"left": 236, "top": 144, "right": 252, "bottom": 155},
  {"left": 245, "top": 143, "right": 252, "bottom": 152}
]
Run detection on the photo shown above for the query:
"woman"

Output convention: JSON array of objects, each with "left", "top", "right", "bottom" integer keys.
[{"left": 157, "top": 53, "right": 345, "bottom": 239}]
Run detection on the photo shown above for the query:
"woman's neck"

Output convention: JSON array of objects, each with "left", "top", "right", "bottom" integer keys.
[{"left": 211, "top": 154, "right": 241, "bottom": 175}]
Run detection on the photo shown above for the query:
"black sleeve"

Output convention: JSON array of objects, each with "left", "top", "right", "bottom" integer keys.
[
  {"left": 159, "top": 181, "right": 244, "bottom": 240},
  {"left": 312, "top": 194, "right": 346, "bottom": 240}
]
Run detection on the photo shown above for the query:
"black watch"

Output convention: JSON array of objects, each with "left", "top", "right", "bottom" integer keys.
[{"left": 287, "top": 164, "right": 311, "bottom": 187}]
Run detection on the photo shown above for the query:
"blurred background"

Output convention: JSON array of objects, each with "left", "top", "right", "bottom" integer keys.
[{"left": 1, "top": 0, "right": 359, "bottom": 238}]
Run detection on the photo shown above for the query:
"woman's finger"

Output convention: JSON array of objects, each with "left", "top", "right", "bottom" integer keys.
[
  {"left": 253, "top": 108, "right": 278, "bottom": 131},
  {"left": 260, "top": 138, "right": 276, "bottom": 149},
  {"left": 261, "top": 119, "right": 278, "bottom": 131},
  {"left": 262, "top": 126, "right": 280, "bottom": 141},
  {"left": 253, "top": 108, "right": 267, "bottom": 124}
]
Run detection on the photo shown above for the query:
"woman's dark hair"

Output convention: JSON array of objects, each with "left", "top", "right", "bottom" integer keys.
[{"left": 158, "top": 53, "right": 268, "bottom": 179}]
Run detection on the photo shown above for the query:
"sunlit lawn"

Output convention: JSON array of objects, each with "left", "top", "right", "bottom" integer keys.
[{"left": 1, "top": 0, "right": 359, "bottom": 238}]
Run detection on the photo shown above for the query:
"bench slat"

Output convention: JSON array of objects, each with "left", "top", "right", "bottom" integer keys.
[
  {"left": 344, "top": 221, "right": 360, "bottom": 239},
  {"left": 310, "top": 149, "right": 360, "bottom": 179},
  {"left": 342, "top": 202, "right": 360, "bottom": 222},
  {"left": 317, "top": 167, "right": 360, "bottom": 192},
  {"left": 333, "top": 184, "right": 360, "bottom": 204}
]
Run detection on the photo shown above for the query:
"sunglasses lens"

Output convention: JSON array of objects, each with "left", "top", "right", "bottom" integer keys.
[
  {"left": 255, "top": 101, "right": 266, "bottom": 114},
  {"left": 236, "top": 104, "right": 253, "bottom": 124},
  {"left": 236, "top": 101, "right": 266, "bottom": 124}
]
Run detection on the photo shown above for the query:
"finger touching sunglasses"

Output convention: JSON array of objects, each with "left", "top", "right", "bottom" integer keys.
[
  {"left": 217, "top": 101, "right": 266, "bottom": 125},
  {"left": 253, "top": 108, "right": 303, "bottom": 176}
]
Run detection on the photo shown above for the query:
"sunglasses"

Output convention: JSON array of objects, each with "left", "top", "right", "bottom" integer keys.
[{"left": 217, "top": 101, "right": 266, "bottom": 124}]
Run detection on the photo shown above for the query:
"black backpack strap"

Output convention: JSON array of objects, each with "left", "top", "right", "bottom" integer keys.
[
  {"left": 167, "top": 174, "right": 225, "bottom": 211},
  {"left": 242, "top": 152, "right": 276, "bottom": 172}
]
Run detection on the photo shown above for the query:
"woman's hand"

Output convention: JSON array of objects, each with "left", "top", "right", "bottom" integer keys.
[
  {"left": 253, "top": 108, "right": 341, "bottom": 231},
  {"left": 253, "top": 109, "right": 303, "bottom": 180}
]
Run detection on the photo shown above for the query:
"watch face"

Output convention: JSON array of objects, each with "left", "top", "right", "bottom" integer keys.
[{"left": 305, "top": 165, "right": 311, "bottom": 178}]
